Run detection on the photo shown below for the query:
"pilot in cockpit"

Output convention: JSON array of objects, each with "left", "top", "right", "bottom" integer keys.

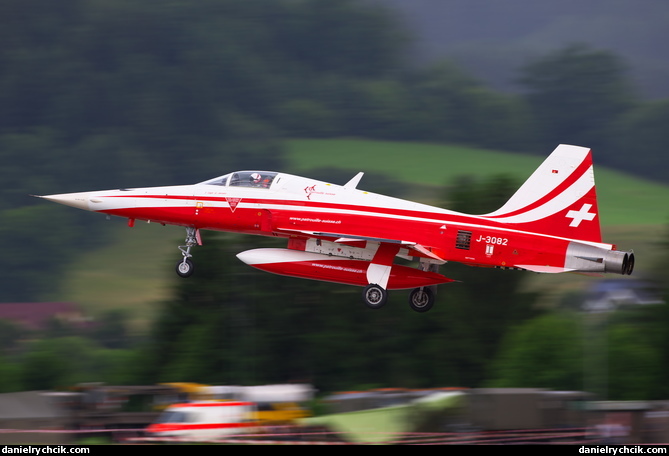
[{"left": 250, "top": 173, "right": 271, "bottom": 188}]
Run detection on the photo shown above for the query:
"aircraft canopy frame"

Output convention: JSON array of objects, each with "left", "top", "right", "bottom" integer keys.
[{"left": 199, "top": 171, "right": 278, "bottom": 189}]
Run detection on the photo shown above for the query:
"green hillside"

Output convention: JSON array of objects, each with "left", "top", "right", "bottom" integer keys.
[
  {"left": 286, "top": 139, "right": 669, "bottom": 227},
  {"left": 45, "top": 220, "right": 178, "bottom": 330},
  {"left": 51, "top": 139, "right": 668, "bottom": 327}
]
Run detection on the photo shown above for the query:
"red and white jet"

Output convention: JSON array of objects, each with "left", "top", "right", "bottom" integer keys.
[{"left": 37, "top": 144, "right": 634, "bottom": 312}]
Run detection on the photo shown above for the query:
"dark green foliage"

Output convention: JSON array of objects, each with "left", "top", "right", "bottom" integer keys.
[
  {"left": 518, "top": 44, "right": 636, "bottom": 153},
  {"left": 487, "top": 227, "right": 669, "bottom": 399},
  {"left": 488, "top": 312, "right": 585, "bottom": 391},
  {"left": 489, "top": 308, "right": 667, "bottom": 401},
  {"left": 19, "top": 336, "right": 137, "bottom": 390},
  {"left": 607, "top": 100, "right": 669, "bottom": 182},
  {"left": 442, "top": 174, "right": 520, "bottom": 215}
]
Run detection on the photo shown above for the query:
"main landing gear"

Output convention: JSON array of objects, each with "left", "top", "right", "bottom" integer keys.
[
  {"left": 408, "top": 287, "right": 435, "bottom": 313},
  {"left": 362, "top": 284, "right": 388, "bottom": 309},
  {"left": 176, "top": 227, "right": 200, "bottom": 278},
  {"left": 362, "top": 284, "right": 437, "bottom": 313}
]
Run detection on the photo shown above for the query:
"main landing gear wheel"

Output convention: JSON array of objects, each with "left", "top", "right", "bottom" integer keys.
[
  {"left": 409, "top": 287, "right": 435, "bottom": 313},
  {"left": 363, "top": 284, "right": 388, "bottom": 309},
  {"left": 176, "top": 258, "right": 194, "bottom": 278}
]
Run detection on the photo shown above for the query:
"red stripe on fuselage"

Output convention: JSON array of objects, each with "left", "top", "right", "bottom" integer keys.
[
  {"left": 100, "top": 191, "right": 606, "bottom": 251},
  {"left": 103, "top": 193, "right": 514, "bottom": 231},
  {"left": 102, "top": 197, "right": 586, "bottom": 272}
]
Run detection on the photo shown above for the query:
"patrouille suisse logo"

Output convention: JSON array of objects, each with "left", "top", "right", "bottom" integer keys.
[
  {"left": 226, "top": 197, "right": 242, "bottom": 212},
  {"left": 304, "top": 185, "right": 335, "bottom": 200},
  {"left": 304, "top": 185, "right": 317, "bottom": 200}
]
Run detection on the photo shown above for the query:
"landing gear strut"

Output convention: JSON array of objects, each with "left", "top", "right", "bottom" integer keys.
[{"left": 176, "top": 227, "right": 199, "bottom": 278}]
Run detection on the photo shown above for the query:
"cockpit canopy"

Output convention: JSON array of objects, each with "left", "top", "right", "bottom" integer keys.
[{"left": 199, "top": 171, "right": 278, "bottom": 189}]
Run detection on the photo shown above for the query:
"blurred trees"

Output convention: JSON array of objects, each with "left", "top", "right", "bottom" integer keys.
[
  {"left": 488, "top": 308, "right": 666, "bottom": 401},
  {"left": 608, "top": 99, "right": 669, "bottom": 183},
  {"left": 488, "top": 312, "right": 584, "bottom": 391},
  {"left": 518, "top": 44, "right": 636, "bottom": 153},
  {"left": 488, "top": 227, "right": 669, "bottom": 400},
  {"left": 20, "top": 336, "right": 136, "bottom": 390},
  {"left": 0, "top": 308, "right": 139, "bottom": 391}
]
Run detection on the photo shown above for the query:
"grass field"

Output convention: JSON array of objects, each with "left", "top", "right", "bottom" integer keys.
[
  {"left": 286, "top": 139, "right": 669, "bottom": 227},
  {"left": 44, "top": 219, "right": 178, "bottom": 330},
  {"left": 50, "top": 139, "right": 669, "bottom": 328}
]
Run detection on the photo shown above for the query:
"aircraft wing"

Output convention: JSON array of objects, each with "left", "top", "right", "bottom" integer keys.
[
  {"left": 515, "top": 264, "right": 576, "bottom": 273},
  {"left": 276, "top": 227, "right": 447, "bottom": 263}
]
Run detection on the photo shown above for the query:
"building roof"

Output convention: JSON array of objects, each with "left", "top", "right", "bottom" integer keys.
[{"left": 0, "top": 302, "right": 86, "bottom": 331}]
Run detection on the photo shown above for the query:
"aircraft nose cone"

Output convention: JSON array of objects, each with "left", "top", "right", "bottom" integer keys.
[{"left": 35, "top": 192, "right": 92, "bottom": 211}]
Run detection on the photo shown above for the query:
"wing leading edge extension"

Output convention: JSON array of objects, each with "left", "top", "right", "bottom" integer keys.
[{"left": 276, "top": 228, "right": 447, "bottom": 263}]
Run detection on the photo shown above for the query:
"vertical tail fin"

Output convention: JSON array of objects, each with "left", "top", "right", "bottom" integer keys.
[{"left": 483, "top": 144, "right": 602, "bottom": 243}]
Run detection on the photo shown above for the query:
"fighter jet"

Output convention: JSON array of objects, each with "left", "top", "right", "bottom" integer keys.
[{"left": 37, "top": 145, "right": 634, "bottom": 312}]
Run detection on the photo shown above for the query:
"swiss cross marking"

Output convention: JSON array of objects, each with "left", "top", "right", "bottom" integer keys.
[{"left": 566, "top": 203, "right": 596, "bottom": 227}]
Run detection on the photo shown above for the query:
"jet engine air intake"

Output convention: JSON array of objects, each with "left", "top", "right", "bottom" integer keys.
[{"left": 566, "top": 242, "right": 634, "bottom": 275}]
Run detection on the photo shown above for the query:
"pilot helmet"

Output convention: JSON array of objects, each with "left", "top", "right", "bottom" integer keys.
[{"left": 250, "top": 173, "right": 262, "bottom": 183}]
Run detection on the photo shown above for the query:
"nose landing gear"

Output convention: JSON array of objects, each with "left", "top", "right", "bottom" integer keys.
[{"left": 176, "top": 227, "right": 201, "bottom": 278}]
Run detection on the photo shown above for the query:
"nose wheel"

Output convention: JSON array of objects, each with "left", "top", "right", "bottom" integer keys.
[
  {"left": 176, "top": 227, "right": 200, "bottom": 278},
  {"left": 176, "top": 258, "right": 194, "bottom": 278}
]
